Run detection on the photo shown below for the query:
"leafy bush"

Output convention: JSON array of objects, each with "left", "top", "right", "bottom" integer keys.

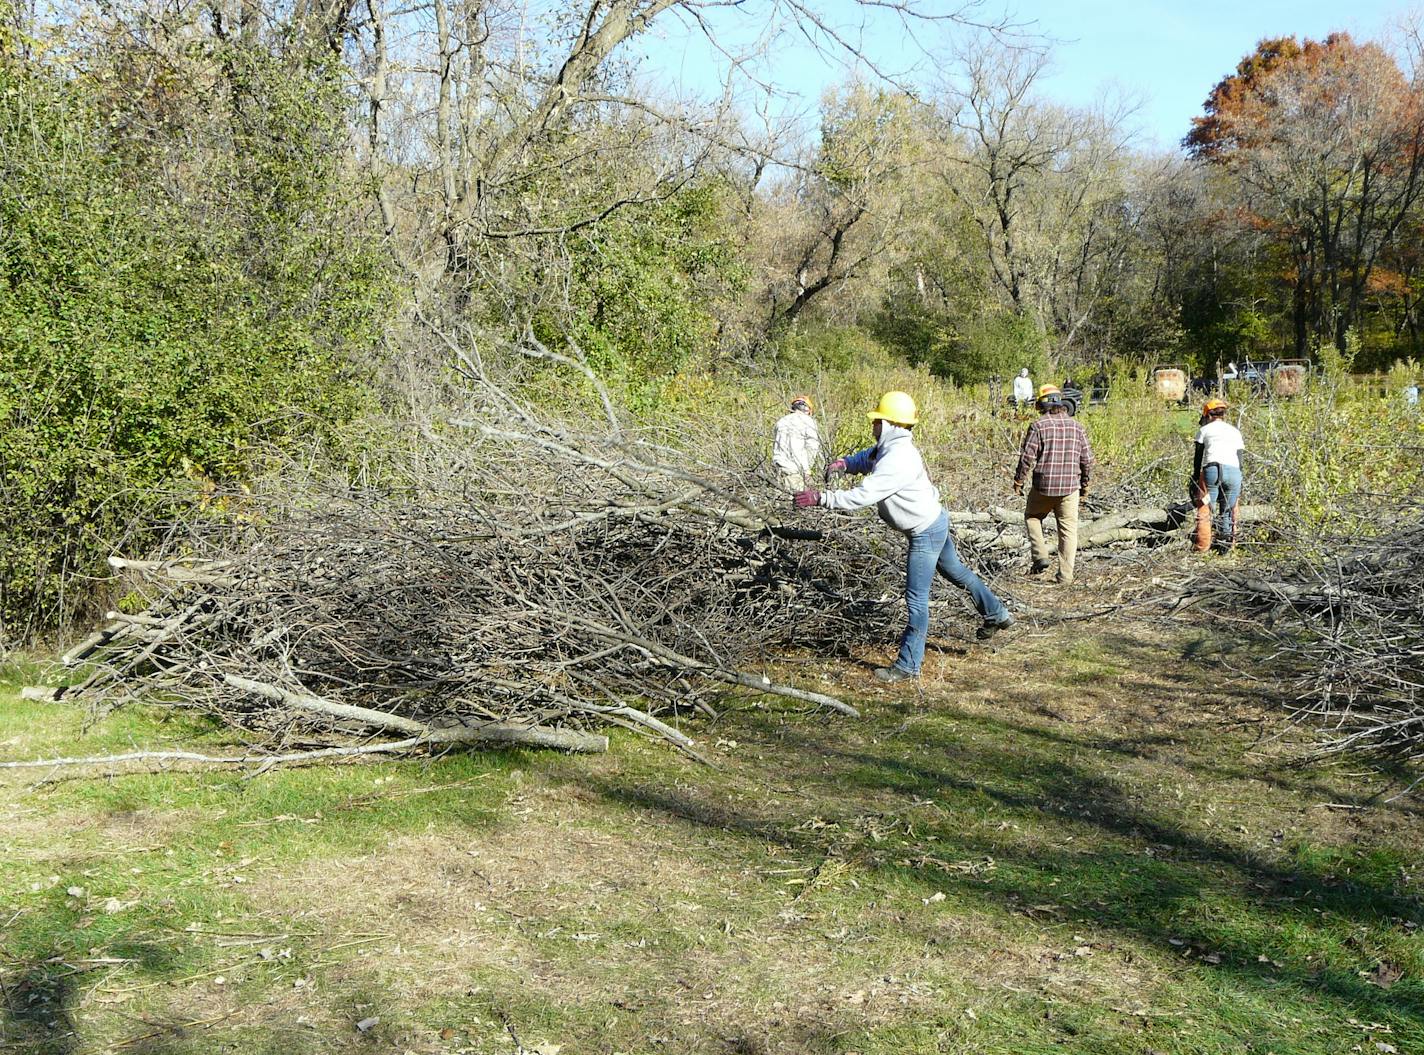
[
  {"left": 929, "top": 311, "right": 1052, "bottom": 387},
  {"left": 1069, "top": 365, "right": 1192, "bottom": 501},
  {"left": 529, "top": 184, "right": 746, "bottom": 413},
  {"left": 1242, "top": 379, "right": 1424, "bottom": 532},
  {"left": 0, "top": 43, "right": 392, "bottom": 640}
]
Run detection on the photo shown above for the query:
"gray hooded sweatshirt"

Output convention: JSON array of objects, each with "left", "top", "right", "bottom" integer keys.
[{"left": 819, "top": 423, "right": 943, "bottom": 536}]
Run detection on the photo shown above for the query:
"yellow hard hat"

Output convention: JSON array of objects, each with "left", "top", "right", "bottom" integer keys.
[
  {"left": 867, "top": 391, "right": 918, "bottom": 426},
  {"left": 1037, "top": 384, "right": 1061, "bottom": 399},
  {"left": 790, "top": 394, "right": 814, "bottom": 413}
]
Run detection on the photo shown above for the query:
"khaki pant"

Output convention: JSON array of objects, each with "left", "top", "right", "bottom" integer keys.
[
  {"left": 1025, "top": 488, "right": 1080, "bottom": 583},
  {"left": 778, "top": 469, "right": 813, "bottom": 493}
]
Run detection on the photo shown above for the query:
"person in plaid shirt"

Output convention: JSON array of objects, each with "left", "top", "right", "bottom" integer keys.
[{"left": 1013, "top": 385, "right": 1095, "bottom": 584}]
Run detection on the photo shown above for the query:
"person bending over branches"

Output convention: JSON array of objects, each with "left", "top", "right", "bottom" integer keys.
[
  {"left": 771, "top": 394, "right": 822, "bottom": 492},
  {"left": 1192, "top": 398, "right": 1245, "bottom": 552},
  {"left": 792, "top": 391, "right": 1015, "bottom": 684}
]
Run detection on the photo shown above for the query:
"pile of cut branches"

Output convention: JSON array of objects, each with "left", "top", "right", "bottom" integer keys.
[
  {"left": 38, "top": 337, "right": 905, "bottom": 766},
  {"left": 1184, "top": 503, "right": 1424, "bottom": 770}
]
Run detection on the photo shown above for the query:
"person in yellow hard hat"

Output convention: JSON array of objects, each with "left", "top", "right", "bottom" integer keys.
[
  {"left": 792, "top": 391, "right": 1014, "bottom": 683},
  {"left": 771, "top": 395, "right": 823, "bottom": 492}
]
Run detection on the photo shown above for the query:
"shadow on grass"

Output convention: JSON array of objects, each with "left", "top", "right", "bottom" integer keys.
[
  {"left": 573, "top": 702, "right": 1424, "bottom": 1036},
  {"left": 974, "top": 625, "right": 1424, "bottom": 812},
  {"left": 1, "top": 960, "right": 78, "bottom": 1055}
]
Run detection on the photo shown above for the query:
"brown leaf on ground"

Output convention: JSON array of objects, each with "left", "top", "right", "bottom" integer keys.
[{"left": 1366, "top": 962, "right": 1403, "bottom": 989}]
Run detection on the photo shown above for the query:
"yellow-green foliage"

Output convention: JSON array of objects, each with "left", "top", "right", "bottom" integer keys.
[
  {"left": 0, "top": 43, "right": 392, "bottom": 639},
  {"left": 1242, "top": 380, "right": 1424, "bottom": 533},
  {"left": 621, "top": 350, "right": 1421, "bottom": 529},
  {"left": 1386, "top": 357, "right": 1421, "bottom": 393},
  {"left": 1080, "top": 366, "right": 1194, "bottom": 498}
]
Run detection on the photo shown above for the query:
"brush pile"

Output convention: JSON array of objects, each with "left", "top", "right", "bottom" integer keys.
[
  {"left": 1185, "top": 503, "right": 1424, "bottom": 766},
  {"left": 48, "top": 339, "right": 905, "bottom": 763}
]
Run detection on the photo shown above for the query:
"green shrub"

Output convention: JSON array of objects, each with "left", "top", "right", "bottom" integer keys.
[
  {"left": 0, "top": 44, "right": 392, "bottom": 640},
  {"left": 1242, "top": 382, "right": 1424, "bottom": 532},
  {"left": 929, "top": 311, "right": 1052, "bottom": 387},
  {"left": 528, "top": 183, "right": 746, "bottom": 414}
]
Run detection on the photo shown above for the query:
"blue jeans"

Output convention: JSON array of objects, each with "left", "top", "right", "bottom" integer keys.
[
  {"left": 1203, "top": 464, "right": 1242, "bottom": 541},
  {"left": 894, "top": 510, "right": 1011, "bottom": 675}
]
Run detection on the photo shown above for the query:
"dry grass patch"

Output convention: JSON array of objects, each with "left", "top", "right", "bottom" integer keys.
[{"left": 244, "top": 783, "right": 1082, "bottom": 1051}]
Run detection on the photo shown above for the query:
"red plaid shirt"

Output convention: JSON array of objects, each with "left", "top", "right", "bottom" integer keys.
[{"left": 1014, "top": 411, "right": 1095, "bottom": 497}]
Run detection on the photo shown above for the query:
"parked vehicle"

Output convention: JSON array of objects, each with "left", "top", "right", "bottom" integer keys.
[
  {"left": 1189, "top": 374, "right": 1221, "bottom": 398},
  {"left": 1005, "top": 373, "right": 1107, "bottom": 416},
  {"left": 1234, "top": 359, "right": 1273, "bottom": 392}
]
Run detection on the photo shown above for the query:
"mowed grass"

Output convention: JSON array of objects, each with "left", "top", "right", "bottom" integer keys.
[{"left": 1, "top": 599, "right": 1421, "bottom": 1055}]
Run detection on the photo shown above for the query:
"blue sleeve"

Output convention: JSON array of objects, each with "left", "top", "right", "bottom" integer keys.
[{"left": 843, "top": 446, "right": 877, "bottom": 475}]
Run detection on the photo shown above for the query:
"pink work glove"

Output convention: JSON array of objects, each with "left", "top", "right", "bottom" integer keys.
[
  {"left": 827, "top": 458, "right": 848, "bottom": 475},
  {"left": 793, "top": 489, "right": 821, "bottom": 508}
]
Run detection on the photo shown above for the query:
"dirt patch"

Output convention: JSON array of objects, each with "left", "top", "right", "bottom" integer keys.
[{"left": 1, "top": 803, "right": 187, "bottom": 869}]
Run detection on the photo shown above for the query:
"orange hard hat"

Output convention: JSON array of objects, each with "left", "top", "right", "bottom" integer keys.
[
  {"left": 1202, "top": 398, "right": 1229, "bottom": 415},
  {"left": 790, "top": 394, "right": 814, "bottom": 413},
  {"left": 1036, "top": 384, "right": 1061, "bottom": 399}
]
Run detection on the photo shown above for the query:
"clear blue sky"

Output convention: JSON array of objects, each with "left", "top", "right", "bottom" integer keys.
[{"left": 635, "top": 0, "right": 1413, "bottom": 152}]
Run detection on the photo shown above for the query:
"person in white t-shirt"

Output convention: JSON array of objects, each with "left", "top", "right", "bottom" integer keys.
[
  {"left": 771, "top": 395, "right": 823, "bottom": 492},
  {"left": 1012, "top": 368, "right": 1034, "bottom": 407},
  {"left": 1191, "top": 398, "right": 1245, "bottom": 549}
]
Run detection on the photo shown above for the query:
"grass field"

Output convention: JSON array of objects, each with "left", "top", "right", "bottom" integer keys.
[{"left": 2, "top": 569, "right": 1421, "bottom": 1054}]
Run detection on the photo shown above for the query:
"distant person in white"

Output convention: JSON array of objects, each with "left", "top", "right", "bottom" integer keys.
[
  {"left": 1012, "top": 368, "right": 1034, "bottom": 406},
  {"left": 772, "top": 395, "right": 822, "bottom": 492},
  {"left": 1191, "top": 398, "right": 1245, "bottom": 549},
  {"left": 1405, "top": 382, "right": 1420, "bottom": 408}
]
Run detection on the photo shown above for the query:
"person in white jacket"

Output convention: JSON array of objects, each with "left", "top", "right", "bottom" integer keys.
[
  {"left": 792, "top": 391, "right": 1014, "bottom": 683},
  {"left": 1012, "top": 368, "right": 1034, "bottom": 407},
  {"left": 771, "top": 395, "right": 822, "bottom": 492}
]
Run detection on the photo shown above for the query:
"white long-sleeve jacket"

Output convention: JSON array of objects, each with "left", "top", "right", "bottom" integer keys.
[
  {"left": 819, "top": 424, "right": 942, "bottom": 536},
  {"left": 772, "top": 411, "right": 822, "bottom": 476}
]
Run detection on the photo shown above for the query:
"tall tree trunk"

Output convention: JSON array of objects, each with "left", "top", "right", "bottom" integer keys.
[
  {"left": 365, "top": 0, "right": 397, "bottom": 241},
  {"left": 1293, "top": 249, "right": 1309, "bottom": 357},
  {"left": 435, "top": 0, "right": 461, "bottom": 275}
]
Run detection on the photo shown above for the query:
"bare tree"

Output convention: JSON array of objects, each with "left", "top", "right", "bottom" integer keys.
[
  {"left": 758, "top": 83, "right": 926, "bottom": 334},
  {"left": 344, "top": 0, "right": 1014, "bottom": 308},
  {"left": 932, "top": 38, "right": 1136, "bottom": 354}
]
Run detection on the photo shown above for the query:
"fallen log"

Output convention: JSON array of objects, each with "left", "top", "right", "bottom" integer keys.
[
  {"left": 0, "top": 735, "right": 580, "bottom": 775},
  {"left": 62, "top": 622, "right": 133, "bottom": 667},
  {"left": 1079, "top": 527, "right": 1156, "bottom": 549},
  {"left": 955, "top": 504, "right": 1276, "bottom": 557},
  {"left": 221, "top": 674, "right": 609, "bottom": 753}
]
